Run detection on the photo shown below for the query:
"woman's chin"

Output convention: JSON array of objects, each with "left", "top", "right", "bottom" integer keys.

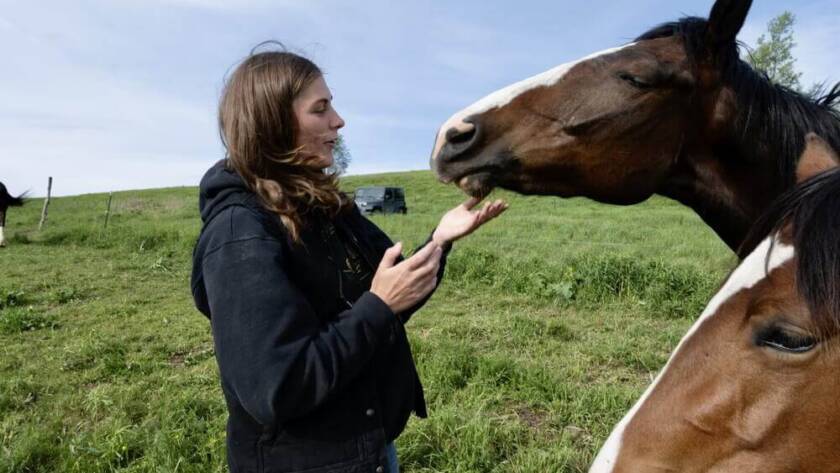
[
  {"left": 308, "top": 153, "right": 333, "bottom": 169},
  {"left": 323, "top": 153, "right": 335, "bottom": 169}
]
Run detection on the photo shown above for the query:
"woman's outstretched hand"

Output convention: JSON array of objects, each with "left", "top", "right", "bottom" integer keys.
[{"left": 431, "top": 197, "right": 508, "bottom": 247}]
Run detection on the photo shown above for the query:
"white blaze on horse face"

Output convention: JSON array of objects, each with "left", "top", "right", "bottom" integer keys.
[
  {"left": 589, "top": 236, "right": 795, "bottom": 473},
  {"left": 431, "top": 43, "right": 635, "bottom": 161}
]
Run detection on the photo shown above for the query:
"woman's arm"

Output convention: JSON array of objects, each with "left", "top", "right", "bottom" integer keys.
[
  {"left": 202, "top": 236, "right": 397, "bottom": 427},
  {"left": 360, "top": 197, "right": 507, "bottom": 324}
]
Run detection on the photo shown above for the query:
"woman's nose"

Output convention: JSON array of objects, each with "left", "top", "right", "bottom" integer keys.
[{"left": 332, "top": 110, "right": 345, "bottom": 130}]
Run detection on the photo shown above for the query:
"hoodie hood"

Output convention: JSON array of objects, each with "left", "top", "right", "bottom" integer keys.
[
  {"left": 198, "top": 159, "right": 255, "bottom": 224},
  {"left": 192, "top": 159, "right": 262, "bottom": 319}
]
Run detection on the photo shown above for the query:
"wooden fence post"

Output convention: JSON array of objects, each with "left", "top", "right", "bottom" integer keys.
[
  {"left": 38, "top": 176, "right": 52, "bottom": 231},
  {"left": 104, "top": 192, "right": 113, "bottom": 228}
]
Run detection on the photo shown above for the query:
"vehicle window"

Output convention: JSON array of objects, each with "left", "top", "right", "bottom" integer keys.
[
  {"left": 384, "top": 189, "right": 393, "bottom": 200},
  {"left": 356, "top": 188, "right": 384, "bottom": 199}
]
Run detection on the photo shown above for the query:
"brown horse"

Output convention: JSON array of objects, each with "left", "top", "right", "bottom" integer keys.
[
  {"left": 0, "top": 182, "right": 26, "bottom": 248},
  {"left": 590, "top": 134, "right": 840, "bottom": 472},
  {"left": 430, "top": 0, "right": 840, "bottom": 255}
]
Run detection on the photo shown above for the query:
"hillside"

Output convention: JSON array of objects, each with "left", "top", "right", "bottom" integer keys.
[{"left": 0, "top": 170, "right": 733, "bottom": 472}]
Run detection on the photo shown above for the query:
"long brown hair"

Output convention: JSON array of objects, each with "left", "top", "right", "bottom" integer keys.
[{"left": 219, "top": 44, "right": 349, "bottom": 242}]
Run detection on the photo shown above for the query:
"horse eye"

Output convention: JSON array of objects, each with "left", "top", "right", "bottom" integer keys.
[
  {"left": 757, "top": 326, "right": 817, "bottom": 353},
  {"left": 618, "top": 72, "right": 653, "bottom": 89}
]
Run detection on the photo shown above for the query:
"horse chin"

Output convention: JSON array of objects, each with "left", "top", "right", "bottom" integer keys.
[{"left": 457, "top": 172, "right": 496, "bottom": 199}]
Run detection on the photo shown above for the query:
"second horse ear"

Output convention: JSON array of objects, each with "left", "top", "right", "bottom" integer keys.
[
  {"left": 796, "top": 133, "right": 840, "bottom": 184},
  {"left": 706, "top": 0, "right": 753, "bottom": 50}
]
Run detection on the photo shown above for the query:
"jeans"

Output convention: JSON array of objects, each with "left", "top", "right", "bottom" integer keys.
[{"left": 383, "top": 442, "right": 399, "bottom": 473}]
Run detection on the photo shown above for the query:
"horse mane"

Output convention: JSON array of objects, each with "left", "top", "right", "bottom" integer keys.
[
  {"left": 740, "top": 168, "right": 840, "bottom": 336},
  {"left": 0, "top": 182, "right": 26, "bottom": 207},
  {"left": 637, "top": 18, "right": 840, "bottom": 193}
]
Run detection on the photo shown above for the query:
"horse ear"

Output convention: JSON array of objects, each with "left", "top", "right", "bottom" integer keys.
[
  {"left": 796, "top": 133, "right": 839, "bottom": 184},
  {"left": 706, "top": 0, "right": 753, "bottom": 49}
]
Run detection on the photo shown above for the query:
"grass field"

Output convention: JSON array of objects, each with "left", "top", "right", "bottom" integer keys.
[{"left": 0, "top": 170, "right": 735, "bottom": 472}]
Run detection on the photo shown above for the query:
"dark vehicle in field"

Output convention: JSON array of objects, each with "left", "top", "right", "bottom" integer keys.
[{"left": 354, "top": 186, "right": 407, "bottom": 214}]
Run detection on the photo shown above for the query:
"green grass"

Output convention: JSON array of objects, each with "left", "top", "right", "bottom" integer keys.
[{"left": 0, "top": 170, "right": 734, "bottom": 472}]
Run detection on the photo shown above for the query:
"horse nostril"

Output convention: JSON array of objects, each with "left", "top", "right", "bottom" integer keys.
[
  {"left": 446, "top": 123, "right": 477, "bottom": 145},
  {"left": 439, "top": 121, "right": 480, "bottom": 163}
]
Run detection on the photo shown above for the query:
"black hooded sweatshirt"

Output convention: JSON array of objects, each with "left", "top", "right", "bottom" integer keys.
[{"left": 190, "top": 161, "right": 449, "bottom": 473}]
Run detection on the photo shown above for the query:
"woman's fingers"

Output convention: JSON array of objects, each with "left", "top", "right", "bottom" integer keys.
[
  {"left": 477, "top": 200, "right": 497, "bottom": 223},
  {"left": 373, "top": 241, "right": 446, "bottom": 312},
  {"left": 403, "top": 241, "right": 439, "bottom": 269},
  {"left": 418, "top": 247, "right": 442, "bottom": 275},
  {"left": 417, "top": 253, "right": 441, "bottom": 278},
  {"left": 401, "top": 247, "right": 441, "bottom": 290},
  {"left": 378, "top": 242, "right": 403, "bottom": 270},
  {"left": 473, "top": 200, "right": 506, "bottom": 227},
  {"left": 425, "top": 277, "right": 438, "bottom": 294},
  {"left": 486, "top": 200, "right": 507, "bottom": 219}
]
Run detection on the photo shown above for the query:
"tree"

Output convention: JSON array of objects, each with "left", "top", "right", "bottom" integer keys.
[
  {"left": 328, "top": 134, "right": 352, "bottom": 175},
  {"left": 746, "top": 11, "right": 802, "bottom": 91}
]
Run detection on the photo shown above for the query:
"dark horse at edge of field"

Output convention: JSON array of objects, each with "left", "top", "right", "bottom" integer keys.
[
  {"left": 430, "top": 0, "right": 840, "bottom": 256},
  {"left": 0, "top": 182, "right": 27, "bottom": 247}
]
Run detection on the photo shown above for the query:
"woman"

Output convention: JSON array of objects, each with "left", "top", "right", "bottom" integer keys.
[{"left": 190, "top": 46, "right": 506, "bottom": 473}]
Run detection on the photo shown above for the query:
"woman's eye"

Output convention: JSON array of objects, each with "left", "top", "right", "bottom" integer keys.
[
  {"left": 618, "top": 72, "right": 653, "bottom": 89},
  {"left": 757, "top": 326, "right": 817, "bottom": 353}
]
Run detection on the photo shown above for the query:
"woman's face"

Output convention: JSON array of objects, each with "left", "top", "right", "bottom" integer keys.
[{"left": 293, "top": 75, "right": 345, "bottom": 168}]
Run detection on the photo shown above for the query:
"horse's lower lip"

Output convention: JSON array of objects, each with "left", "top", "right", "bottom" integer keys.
[{"left": 456, "top": 171, "right": 495, "bottom": 198}]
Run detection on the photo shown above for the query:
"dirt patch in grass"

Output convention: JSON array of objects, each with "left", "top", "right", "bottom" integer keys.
[{"left": 515, "top": 405, "right": 547, "bottom": 430}]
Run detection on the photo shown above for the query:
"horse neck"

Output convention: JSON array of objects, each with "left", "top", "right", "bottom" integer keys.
[
  {"left": 662, "top": 73, "right": 840, "bottom": 255},
  {"left": 660, "top": 144, "right": 780, "bottom": 254}
]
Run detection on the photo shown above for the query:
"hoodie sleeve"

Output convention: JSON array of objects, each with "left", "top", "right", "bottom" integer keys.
[{"left": 201, "top": 232, "right": 398, "bottom": 427}]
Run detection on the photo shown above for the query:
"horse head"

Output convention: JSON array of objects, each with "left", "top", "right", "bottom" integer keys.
[
  {"left": 431, "top": 0, "right": 840, "bottom": 251},
  {"left": 590, "top": 134, "right": 840, "bottom": 472}
]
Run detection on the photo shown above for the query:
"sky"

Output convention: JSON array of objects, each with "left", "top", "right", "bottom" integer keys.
[{"left": 1, "top": 0, "right": 838, "bottom": 196}]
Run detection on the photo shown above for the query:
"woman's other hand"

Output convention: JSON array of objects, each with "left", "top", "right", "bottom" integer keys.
[
  {"left": 432, "top": 197, "right": 508, "bottom": 247},
  {"left": 371, "top": 242, "right": 442, "bottom": 314}
]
